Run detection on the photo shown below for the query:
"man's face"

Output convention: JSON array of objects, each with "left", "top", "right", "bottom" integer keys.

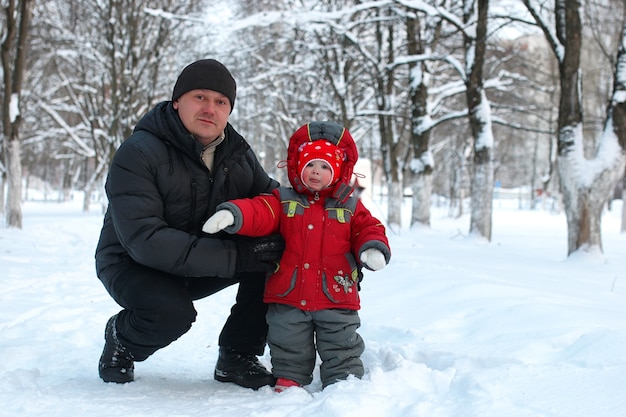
[{"left": 173, "top": 89, "right": 231, "bottom": 145}]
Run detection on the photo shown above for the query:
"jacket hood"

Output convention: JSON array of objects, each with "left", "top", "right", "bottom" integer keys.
[
  {"left": 286, "top": 121, "right": 357, "bottom": 203},
  {"left": 133, "top": 101, "right": 203, "bottom": 157}
]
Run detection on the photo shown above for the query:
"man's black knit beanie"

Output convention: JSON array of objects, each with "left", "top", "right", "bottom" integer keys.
[{"left": 171, "top": 59, "right": 236, "bottom": 111}]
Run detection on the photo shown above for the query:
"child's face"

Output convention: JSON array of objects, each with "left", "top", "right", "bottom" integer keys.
[{"left": 302, "top": 160, "right": 334, "bottom": 191}]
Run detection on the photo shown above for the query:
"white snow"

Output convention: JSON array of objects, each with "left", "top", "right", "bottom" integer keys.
[
  {"left": 0, "top": 193, "right": 625, "bottom": 417},
  {"left": 9, "top": 93, "right": 20, "bottom": 123},
  {"left": 473, "top": 91, "right": 495, "bottom": 150}
]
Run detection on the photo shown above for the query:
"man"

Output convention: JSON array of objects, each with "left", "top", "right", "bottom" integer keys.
[{"left": 95, "top": 59, "right": 283, "bottom": 390}]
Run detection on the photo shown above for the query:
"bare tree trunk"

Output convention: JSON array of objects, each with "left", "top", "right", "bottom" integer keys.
[
  {"left": 553, "top": 0, "right": 626, "bottom": 255},
  {"left": 407, "top": 9, "right": 434, "bottom": 228},
  {"left": 525, "top": 0, "right": 626, "bottom": 254},
  {"left": 81, "top": 157, "right": 109, "bottom": 213},
  {"left": 0, "top": 166, "right": 5, "bottom": 217},
  {"left": 380, "top": 111, "right": 403, "bottom": 230},
  {"left": 82, "top": 189, "right": 92, "bottom": 212},
  {"left": 465, "top": 0, "right": 494, "bottom": 240},
  {"left": 608, "top": 28, "right": 626, "bottom": 236},
  {"left": 621, "top": 180, "right": 626, "bottom": 233},
  {"left": 554, "top": 0, "right": 586, "bottom": 253},
  {"left": 470, "top": 130, "right": 494, "bottom": 239},
  {"left": 411, "top": 173, "right": 432, "bottom": 227},
  {"left": 1, "top": 0, "right": 33, "bottom": 228},
  {"left": 6, "top": 139, "right": 22, "bottom": 226},
  {"left": 61, "top": 158, "right": 77, "bottom": 202},
  {"left": 375, "top": 8, "right": 403, "bottom": 231}
]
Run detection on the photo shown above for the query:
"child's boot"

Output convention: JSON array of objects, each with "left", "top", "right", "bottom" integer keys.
[{"left": 274, "top": 377, "right": 301, "bottom": 392}]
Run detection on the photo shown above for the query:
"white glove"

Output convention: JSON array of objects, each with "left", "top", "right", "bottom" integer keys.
[
  {"left": 202, "top": 210, "right": 235, "bottom": 234},
  {"left": 360, "top": 248, "right": 387, "bottom": 271}
]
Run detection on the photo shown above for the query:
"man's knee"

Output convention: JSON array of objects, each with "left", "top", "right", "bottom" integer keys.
[
  {"left": 114, "top": 300, "right": 197, "bottom": 362},
  {"left": 149, "top": 300, "right": 197, "bottom": 341}
]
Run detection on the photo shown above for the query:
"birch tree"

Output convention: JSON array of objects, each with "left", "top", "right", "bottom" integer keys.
[
  {"left": 1, "top": 0, "right": 33, "bottom": 228},
  {"left": 406, "top": 10, "right": 437, "bottom": 228},
  {"left": 523, "top": 0, "right": 626, "bottom": 255},
  {"left": 464, "top": 0, "right": 495, "bottom": 240}
]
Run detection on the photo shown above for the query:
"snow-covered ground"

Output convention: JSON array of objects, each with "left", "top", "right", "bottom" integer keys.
[{"left": 1, "top": 194, "right": 625, "bottom": 417}]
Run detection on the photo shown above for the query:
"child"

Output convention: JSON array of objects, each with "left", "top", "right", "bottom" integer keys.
[{"left": 202, "top": 121, "right": 391, "bottom": 391}]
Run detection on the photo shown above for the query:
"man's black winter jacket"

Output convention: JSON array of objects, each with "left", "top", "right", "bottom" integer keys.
[{"left": 95, "top": 101, "right": 278, "bottom": 279}]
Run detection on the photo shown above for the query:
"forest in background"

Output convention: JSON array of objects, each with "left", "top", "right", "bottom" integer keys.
[{"left": 1, "top": 0, "right": 625, "bottom": 255}]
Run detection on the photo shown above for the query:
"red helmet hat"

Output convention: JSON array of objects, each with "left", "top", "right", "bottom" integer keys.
[
  {"left": 297, "top": 140, "right": 345, "bottom": 188},
  {"left": 286, "top": 121, "right": 358, "bottom": 202}
]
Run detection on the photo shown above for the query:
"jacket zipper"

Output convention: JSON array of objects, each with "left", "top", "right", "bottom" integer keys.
[{"left": 189, "top": 178, "right": 197, "bottom": 230}]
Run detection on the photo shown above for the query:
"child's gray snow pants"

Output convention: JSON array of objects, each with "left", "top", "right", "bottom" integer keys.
[{"left": 266, "top": 303, "right": 365, "bottom": 387}]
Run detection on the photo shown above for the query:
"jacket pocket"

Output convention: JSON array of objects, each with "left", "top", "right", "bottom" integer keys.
[
  {"left": 266, "top": 266, "right": 298, "bottom": 297},
  {"left": 321, "top": 253, "right": 360, "bottom": 304}
]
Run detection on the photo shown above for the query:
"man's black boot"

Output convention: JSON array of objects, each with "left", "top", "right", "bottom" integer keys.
[
  {"left": 214, "top": 347, "right": 275, "bottom": 390},
  {"left": 98, "top": 315, "right": 135, "bottom": 383}
]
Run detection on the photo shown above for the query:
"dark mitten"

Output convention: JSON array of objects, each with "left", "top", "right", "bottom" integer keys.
[{"left": 235, "top": 234, "right": 285, "bottom": 274}]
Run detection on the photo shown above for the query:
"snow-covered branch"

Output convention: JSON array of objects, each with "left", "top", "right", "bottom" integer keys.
[
  {"left": 39, "top": 102, "right": 95, "bottom": 158},
  {"left": 389, "top": 53, "right": 466, "bottom": 80},
  {"left": 522, "top": 0, "right": 564, "bottom": 62}
]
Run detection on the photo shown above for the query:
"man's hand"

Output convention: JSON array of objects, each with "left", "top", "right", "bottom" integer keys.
[{"left": 235, "top": 235, "right": 285, "bottom": 274}]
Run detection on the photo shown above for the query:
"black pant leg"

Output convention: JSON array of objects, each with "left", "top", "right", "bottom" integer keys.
[
  {"left": 99, "top": 263, "right": 266, "bottom": 359},
  {"left": 99, "top": 262, "right": 231, "bottom": 361},
  {"left": 216, "top": 272, "right": 269, "bottom": 355}
]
